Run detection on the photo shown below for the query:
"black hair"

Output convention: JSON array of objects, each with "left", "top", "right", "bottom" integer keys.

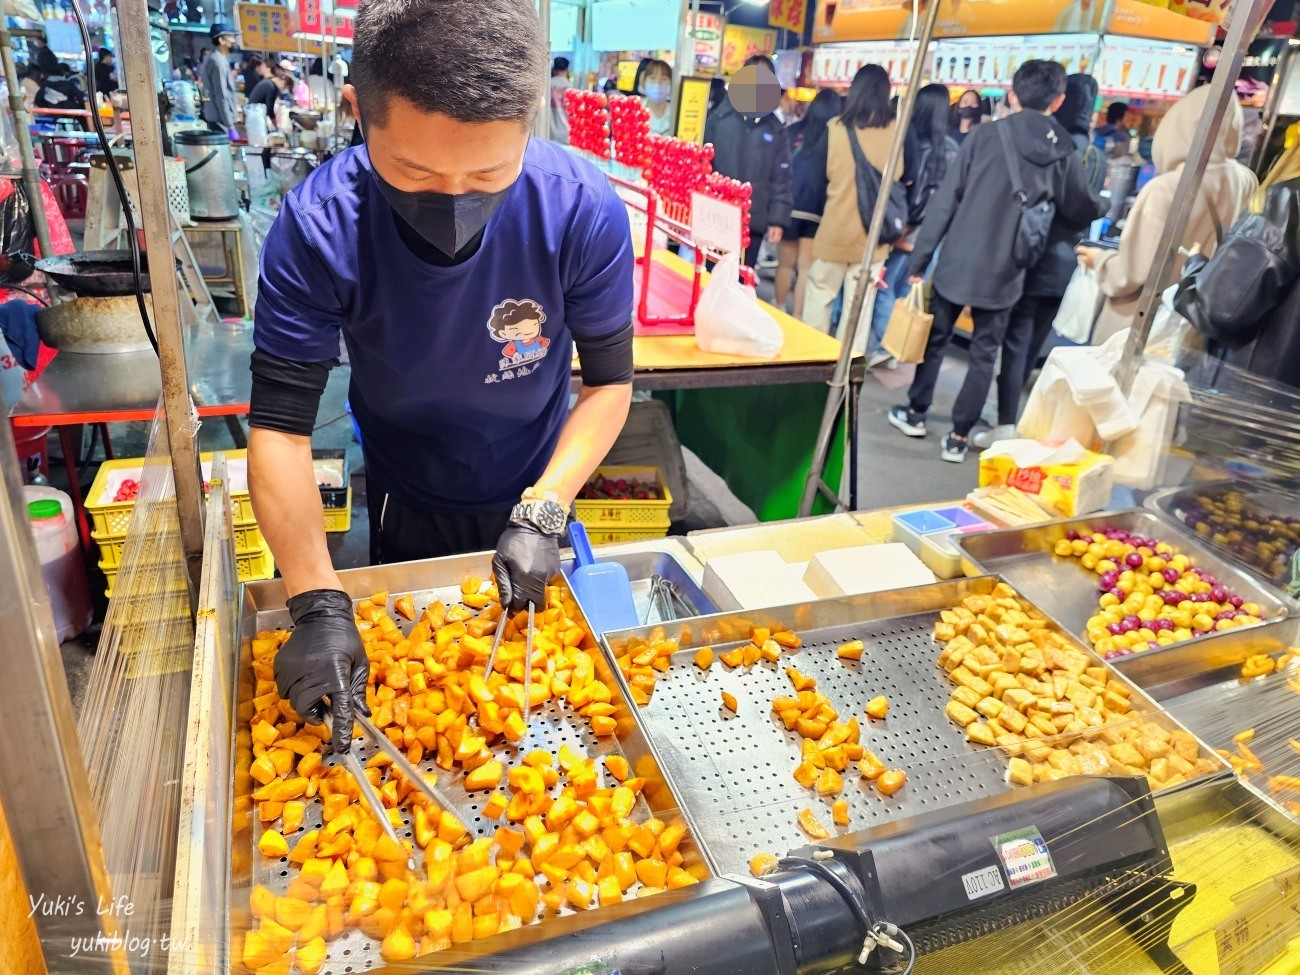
[
  {"left": 352, "top": 0, "right": 546, "bottom": 126},
  {"left": 744, "top": 54, "right": 775, "bottom": 74},
  {"left": 911, "top": 83, "right": 950, "bottom": 147},
  {"left": 1012, "top": 59, "right": 1066, "bottom": 113},
  {"left": 97, "top": 47, "right": 113, "bottom": 60},
  {"left": 799, "top": 89, "right": 842, "bottom": 152},
  {"left": 842, "top": 63, "right": 893, "bottom": 129},
  {"left": 487, "top": 299, "right": 546, "bottom": 339},
  {"left": 1106, "top": 101, "right": 1128, "bottom": 124},
  {"left": 708, "top": 76, "right": 727, "bottom": 110},
  {"left": 634, "top": 57, "right": 671, "bottom": 96},
  {"left": 552, "top": 56, "right": 569, "bottom": 75},
  {"left": 602, "top": 78, "right": 619, "bottom": 94}
]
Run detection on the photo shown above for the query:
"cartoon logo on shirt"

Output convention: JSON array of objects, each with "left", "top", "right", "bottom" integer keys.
[{"left": 485, "top": 298, "right": 550, "bottom": 383}]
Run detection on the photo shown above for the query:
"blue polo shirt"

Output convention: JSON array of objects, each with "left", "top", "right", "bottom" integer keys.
[{"left": 254, "top": 139, "right": 633, "bottom": 513}]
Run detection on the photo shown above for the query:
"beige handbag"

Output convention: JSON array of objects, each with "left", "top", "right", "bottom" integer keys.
[{"left": 882, "top": 283, "right": 933, "bottom": 364}]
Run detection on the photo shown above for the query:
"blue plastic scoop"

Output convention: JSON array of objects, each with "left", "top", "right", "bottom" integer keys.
[{"left": 567, "top": 522, "right": 639, "bottom": 635}]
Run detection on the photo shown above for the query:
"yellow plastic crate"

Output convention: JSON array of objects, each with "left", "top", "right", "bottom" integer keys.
[
  {"left": 93, "top": 518, "right": 263, "bottom": 570},
  {"left": 100, "top": 540, "right": 274, "bottom": 598},
  {"left": 86, "top": 449, "right": 253, "bottom": 536},
  {"left": 324, "top": 487, "right": 352, "bottom": 533},
  {"left": 585, "top": 526, "right": 671, "bottom": 546},
  {"left": 573, "top": 466, "right": 673, "bottom": 532}
]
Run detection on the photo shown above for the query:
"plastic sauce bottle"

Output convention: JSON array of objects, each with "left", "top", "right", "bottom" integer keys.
[{"left": 26, "top": 496, "right": 92, "bottom": 643}]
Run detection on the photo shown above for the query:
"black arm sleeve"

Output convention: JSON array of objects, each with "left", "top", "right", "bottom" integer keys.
[
  {"left": 248, "top": 348, "right": 334, "bottom": 436},
  {"left": 573, "top": 319, "right": 633, "bottom": 387}
]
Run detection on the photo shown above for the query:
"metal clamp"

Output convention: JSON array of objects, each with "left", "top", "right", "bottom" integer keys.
[{"left": 723, "top": 874, "right": 799, "bottom": 975}]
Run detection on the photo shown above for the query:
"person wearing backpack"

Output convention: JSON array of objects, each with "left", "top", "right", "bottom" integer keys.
[
  {"left": 888, "top": 60, "right": 1097, "bottom": 463},
  {"left": 974, "top": 73, "right": 1105, "bottom": 447},
  {"left": 802, "top": 64, "right": 916, "bottom": 346}
]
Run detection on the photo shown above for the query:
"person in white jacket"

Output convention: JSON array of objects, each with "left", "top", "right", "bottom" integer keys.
[{"left": 1076, "top": 85, "right": 1257, "bottom": 343}]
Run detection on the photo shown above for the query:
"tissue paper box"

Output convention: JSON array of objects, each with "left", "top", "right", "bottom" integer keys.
[{"left": 979, "top": 444, "right": 1113, "bottom": 518}]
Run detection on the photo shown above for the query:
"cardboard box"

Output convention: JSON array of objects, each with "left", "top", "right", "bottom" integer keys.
[{"left": 978, "top": 439, "right": 1113, "bottom": 518}]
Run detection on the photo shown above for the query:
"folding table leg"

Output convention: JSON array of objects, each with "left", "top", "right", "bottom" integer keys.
[{"left": 57, "top": 425, "right": 91, "bottom": 551}]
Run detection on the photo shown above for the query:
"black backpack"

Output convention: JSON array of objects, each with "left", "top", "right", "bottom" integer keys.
[
  {"left": 996, "top": 122, "right": 1055, "bottom": 270},
  {"left": 846, "top": 124, "right": 908, "bottom": 245}
]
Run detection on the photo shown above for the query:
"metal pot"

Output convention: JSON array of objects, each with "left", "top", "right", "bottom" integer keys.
[
  {"left": 36, "top": 295, "right": 155, "bottom": 354},
  {"left": 175, "top": 129, "right": 239, "bottom": 220}
]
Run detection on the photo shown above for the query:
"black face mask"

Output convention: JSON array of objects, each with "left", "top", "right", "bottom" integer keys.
[
  {"left": 959, "top": 106, "right": 981, "bottom": 120},
  {"left": 371, "top": 168, "right": 510, "bottom": 258}
]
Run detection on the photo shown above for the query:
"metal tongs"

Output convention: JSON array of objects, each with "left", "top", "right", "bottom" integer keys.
[
  {"left": 646, "top": 574, "right": 693, "bottom": 625},
  {"left": 481, "top": 601, "right": 537, "bottom": 730},
  {"left": 327, "top": 702, "right": 470, "bottom": 871}
]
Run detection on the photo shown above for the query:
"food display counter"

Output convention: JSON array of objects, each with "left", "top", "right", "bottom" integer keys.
[{"left": 137, "top": 477, "right": 1300, "bottom": 975}]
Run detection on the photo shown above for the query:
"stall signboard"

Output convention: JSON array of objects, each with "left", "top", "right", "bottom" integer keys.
[
  {"left": 770, "top": 0, "right": 807, "bottom": 34},
  {"left": 813, "top": 0, "right": 1105, "bottom": 43},
  {"left": 676, "top": 76, "right": 713, "bottom": 143},
  {"left": 721, "top": 24, "right": 777, "bottom": 75},
  {"left": 693, "top": 11, "right": 724, "bottom": 72},
  {"left": 691, "top": 191, "right": 743, "bottom": 254},
  {"left": 1096, "top": 36, "right": 1198, "bottom": 98},
  {"left": 1108, "top": 0, "right": 1216, "bottom": 44},
  {"left": 238, "top": 2, "right": 301, "bottom": 52},
  {"left": 811, "top": 40, "right": 928, "bottom": 87},
  {"left": 813, "top": 0, "right": 1213, "bottom": 44},
  {"left": 297, "top": 0, "right": 355, "bottom": 42}
]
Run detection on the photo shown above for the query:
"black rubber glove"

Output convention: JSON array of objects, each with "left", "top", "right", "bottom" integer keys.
[
  {"left": 275, "top": 589, "right": 370, "bottom": 753},
  {"left": 492, "top": 522, "right": 560, "bottom": 612}
]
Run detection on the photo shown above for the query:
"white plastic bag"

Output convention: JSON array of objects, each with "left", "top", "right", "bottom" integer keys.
[
  {"left": 1051, "top": 265, "right": 1101, "bottom": 343},
  {"left": 694, "top": 253, "right": 783, "bottom": 359},
  {"left": 1144, "top": 284, "right": 1192, "bottom": 360}
]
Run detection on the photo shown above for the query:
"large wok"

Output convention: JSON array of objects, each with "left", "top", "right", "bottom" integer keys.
[{"left": 32, "top": 250, "right": 165, "bottom": 297}]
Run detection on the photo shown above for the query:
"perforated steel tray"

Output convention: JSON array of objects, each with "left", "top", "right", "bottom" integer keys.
[
  {"left": 602, "top": 577, "right": 1231, "bottom": 879},
  {"left": 954, "top": 510, "right": 1293, "bottom": 676},
  {"left": 234, "top": 554, "right": 708, "bottom": 975}
]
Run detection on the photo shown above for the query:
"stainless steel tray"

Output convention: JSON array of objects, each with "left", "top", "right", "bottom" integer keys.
[
  {"left": 602, "top": 576, "right": 1231, "bottom": 879},
  {"left": 560, "top": 544, "right": 729, "bottom": 630},
  {"left": 1146, "top": 479, "right": 1300, "bottom": 594},
  {"left": 234, "top": 553, "right": 709, "bottom": 975},
  {"left": 1156, "top": 659, "right": 1300, "bottom": 835},
  {"left": 954, "top": 509, "right": 1293, "bottom": 676}
]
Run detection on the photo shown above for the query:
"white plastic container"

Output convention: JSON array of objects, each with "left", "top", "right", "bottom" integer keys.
[{"left": 24, "top": 486, "right": 92, "bottom": 642}]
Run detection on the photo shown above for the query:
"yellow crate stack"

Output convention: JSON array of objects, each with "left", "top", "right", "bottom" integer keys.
[
  {"left": 86, "top": 449, "right": 276, "bottom": 596},
  {"left": 572, "top": 465, "right": 673, "bottom": 546}
]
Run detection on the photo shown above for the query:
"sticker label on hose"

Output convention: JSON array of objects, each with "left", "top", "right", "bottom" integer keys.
[
  {"left": 992, "top": 826, "right": 1056, "bottom": 890},
  {"left": 961, "top": 864, "right": 1006, "bottom": 900}
]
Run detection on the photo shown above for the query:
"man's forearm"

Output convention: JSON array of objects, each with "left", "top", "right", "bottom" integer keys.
[
  {"left": 531, "top": 383, "right": 632, "bottom": 504},
  {"left": 248, "top": 427, "right": 341, "bottom": 597}
]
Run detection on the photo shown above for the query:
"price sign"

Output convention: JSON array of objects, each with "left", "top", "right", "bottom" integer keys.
[
  {"left": 770, "top": 0, "right": 807, "bottom": 33},
  {"left": 691, "top": 191, "right": 743, "bottom": 255}
]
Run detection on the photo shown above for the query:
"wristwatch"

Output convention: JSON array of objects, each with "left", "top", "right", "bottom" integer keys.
[{"left": 510, "top": 498, "right": 568, "bottom": 536}]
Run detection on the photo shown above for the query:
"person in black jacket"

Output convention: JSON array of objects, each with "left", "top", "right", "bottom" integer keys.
[
  {"left": 888, "top": 60, "right": 1098, "bottom": 463},
  {"left": 778, "top": 88, "right": 842, "bottom": 316},
  {"left": 974, "top": 73, "right": 1104, "bottom": 446},
  {"left": 704, "top": 54, "right": 793, "bottom": 268},
  {"left": 1173, "top": 142, "right": 1300, "bottom": 389},
  {"left": 868, "top": 82, "right": 955, "bottom": 367},
  {"left": 248, "top": 66, "right": 291, "bottom": 118}
]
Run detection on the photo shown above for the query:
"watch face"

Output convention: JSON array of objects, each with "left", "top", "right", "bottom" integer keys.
[{"left": 535, "top": 501, "right": 567, "bottom": 534}]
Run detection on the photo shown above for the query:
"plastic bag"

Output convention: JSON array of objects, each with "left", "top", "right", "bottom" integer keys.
[
  {"left": 694, "top": 253, "right": 783, "bottom": 359},
  {"left": 1051, "top": 265, "right": 1100, "bottom": 343},
  {"left": 1144, "top": 284, "right": 1193, "bottom": 361},
  {"left": 0, "top": 181, "right": 34, "bottom": 285}
]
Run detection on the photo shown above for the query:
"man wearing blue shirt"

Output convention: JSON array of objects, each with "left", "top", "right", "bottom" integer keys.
[{"left": 247, "top": 0, "right": 635, "bottom": 752}]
